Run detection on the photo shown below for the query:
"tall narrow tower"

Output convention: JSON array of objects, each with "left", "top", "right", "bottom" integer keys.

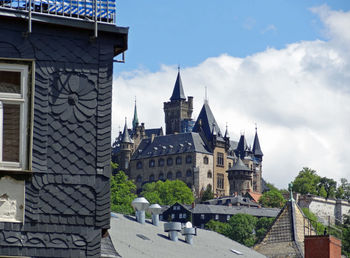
[
  {"left": 119, "top": 118, "right": 133, "bottom": 173},
  {"left": 163, "top": 68, "right": 193, "bottom": 135}
]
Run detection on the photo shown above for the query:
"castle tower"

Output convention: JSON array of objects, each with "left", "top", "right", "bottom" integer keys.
[
  {"left": 119, "top": 118, "right": 133, "bottom": 173},
  {"left": 252, "top": 128, "right": 263, "bottom": 193},
  {"left": 227, "top": 157, "right": 253, "bottom": 195},
  {"left": 163, "top": 68, "right": 193, "bottom": 135}
]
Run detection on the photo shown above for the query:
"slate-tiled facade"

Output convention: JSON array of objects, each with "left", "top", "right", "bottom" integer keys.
[{"left": 0, "top": 11, "right": 127, "bottom": 257}]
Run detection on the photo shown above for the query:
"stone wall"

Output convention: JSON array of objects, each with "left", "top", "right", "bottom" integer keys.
[{"left": 298, "top": 194, "right": 350, "bottom": 224}]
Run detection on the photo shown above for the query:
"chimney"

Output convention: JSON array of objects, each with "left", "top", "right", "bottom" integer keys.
[
  {"left": 192, "top": 202, "right": 195, "bottom": 209},
  {"left": 304, "top": 235, "right": 341, "bottom": 258},
  {"left": 131, "top": 197, "right": 150, "bottom": 224}
]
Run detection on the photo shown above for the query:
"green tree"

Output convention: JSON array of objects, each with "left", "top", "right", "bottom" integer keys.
[
  {"left": 141, "top": 180, "right": 194, "bottom": 205},
  {"left": 205, "top": 220, "right": 230, "bottom": 236},
  {"left": 226, "top": 214, "right": 258, "bottom": 247},
  {"left": 110, "top": 170, "right": 137, "bottom": 214},
  {"left": 255, "top": 217, "right": 274, "bottom": 242},
  {"left": 318, "top": 177, "right": 337, "bottom": 199},
  {"left": 318, "top": 185, "right": 327, "bottom": 198},
  {"left": 201, "top": 184, "right": 214, "bottom": 202},
  {"left": 338, "top": 178, "right": 350, "bottom": 200},
  {"left": 259, "top": 189, "right": 286, "bottom": 208},
  {"left": 292, "top": 167, "right": 320, "bottom": 195}
]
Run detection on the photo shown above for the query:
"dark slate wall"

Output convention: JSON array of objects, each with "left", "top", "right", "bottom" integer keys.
[{"left": 0, "top": 17, "right": 124, "bottom": 258}]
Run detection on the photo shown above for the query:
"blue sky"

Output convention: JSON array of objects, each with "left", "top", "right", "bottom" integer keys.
[
  {"left": 112, "top": 1, "right": 350, "bottom": 188},
  {"left": 115, "top": 0, "right": 350, "bottom": 73}
]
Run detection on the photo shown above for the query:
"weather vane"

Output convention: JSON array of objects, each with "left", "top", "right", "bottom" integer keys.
[{"left": 288, "top": 182, "right": 295, "bottom": 202}]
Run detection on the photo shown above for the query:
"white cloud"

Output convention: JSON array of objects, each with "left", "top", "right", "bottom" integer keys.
[
  {"left": 260, "top": 24, "right": 277, "bottom": 34},
  {"left": 112, "top": 6, "right": 350, "bottom": 189}
]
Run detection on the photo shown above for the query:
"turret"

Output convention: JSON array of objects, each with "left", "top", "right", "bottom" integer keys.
[
  {"left": 119, "top": 118, "right": 133, "bottom": 172},
  {"left": 227, "top": 157, "right": 253, "bottom": 195}
]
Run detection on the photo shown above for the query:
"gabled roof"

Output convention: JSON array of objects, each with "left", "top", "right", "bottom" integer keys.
[
  {"left": 245, "top": 192, "right": 262, "bottom": 203},
  {"left": 145, "top": 128, "right": 163, "bottom": 138},
  {"left": 192, "top": 102, "right": 222, "bottom": 142},
  {"left": 170, "top": 70, "right": 186, "bottom": 101},
  {"left": 252, "top": 131, "right": 263, "bottom": 157},
  {"left": 254, "top": 200, "right": 316, "bottom": 257},
  {"left": 131, "top": 132, "right": 211, "bottom": 160}
]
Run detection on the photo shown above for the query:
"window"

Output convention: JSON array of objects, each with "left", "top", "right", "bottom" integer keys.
[
  {"left": 203, "top": 156, "right": 209, "bottom": 164},
  {"left": 228, "top": 162, "right": 232, "bottom": 168},
  {"left": 217, "top": 173, "right": 224, "bottom": 189},
  {"left": 167, "top": 171, "right": 173, "bottom": 179},
  {"left": 136, "top": 175, "right": 142, "bottom": 183},
  {"left": 176, "top": 156, "right": 182, "bottom": 165},
  {"left": 167, "top": 157, "right": 173, "bottom": 166},
  {"left": 215, "top": 214, "right": 219, "bottom": 220},
  {"left": 179, "top": 213, "right": 183, "bottom": 219},
  {"left": 171, "top": 213, "right": 175, "bottom": 219},
  {"left": 149, "top": 159, "right": 155, "bottom": 168},
  {"left": 159, "top": 172, "right": 164, "bottom": 180},
  {"left": 200, "top": 214, "right": 205, "bottom": 220},
  {"left": 186, "top": 155, "right": 192, "bottom": 164},
  {"left": 158, "top": 158, "right": 164, "bottom": 167},
  {"left": 176, "top": 171, "right": 182, "bottom": 178},
  {"left": 186, "top": 169, "right": 192, "bottom": 177},
  {"left": 182, "top": 213, "right": 187, "bottom": 219},
  {"left": 207, "top": 170, "right": 212, "bottom": 178},
  {"left": 136, "top": 161, "right": 143, "bottom": 169},
  {"left": 217, "top": 152, "right": 224, "bottom": 166},
  {"left": 149, "top": 174, "right": 154, "bottom": 181},
  {"left": 227, "top": 215, "right": 231, "bottom": 221},
  {"left": 0, "top": 63, "right": 29, "bottom": 170}
]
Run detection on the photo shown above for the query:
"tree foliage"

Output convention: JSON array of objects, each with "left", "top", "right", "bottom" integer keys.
[
  {"left": 110, "top": 170, "right": 137, "bottom": 214},
  {"left": 301, "top": 208, "right": 325, "bottom": 234},
  {"left": 201, "top": 184, "right": 214, "bottom": 202},
  {"left": 259, "top": 189, "right": 286, "bottom": 208},
  {"left": 206, "top": 214, "right": 274, "bottom": 247},
  {"left": 141, "top": 180, "right": 194, "bottom": 205},
  {"left": 292, "top": 167, "right": 338, "bottom": 198}
]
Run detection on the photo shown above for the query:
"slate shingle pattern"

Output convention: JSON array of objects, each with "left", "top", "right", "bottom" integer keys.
[{"left": 0, "top": 17, "right": 125, "bottom": 257}]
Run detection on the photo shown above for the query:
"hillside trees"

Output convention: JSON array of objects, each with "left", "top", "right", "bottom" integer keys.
[
  {"left": 141, "top": 180, "right": 194, "bottom": 205},
  {"left": 259, "top": 189, "right": 286, "bottom": 208}
]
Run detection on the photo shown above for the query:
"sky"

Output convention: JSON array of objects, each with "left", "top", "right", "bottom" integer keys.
[{"left": 111, "top": 1, "right": 350, "bottom": 189}]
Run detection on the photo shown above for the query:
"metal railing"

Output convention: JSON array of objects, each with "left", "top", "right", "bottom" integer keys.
[{"left": 0, "top": 0, "right": 116, "bottom": 32}]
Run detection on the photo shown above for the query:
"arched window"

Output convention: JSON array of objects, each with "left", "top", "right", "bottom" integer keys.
[
  {"left": 149, "top": 159, "right": 155, "bottom": 168},
  {"left": 149, "top": 174, "right": 155, "bottom": 181},
  {"left": 167, "top": 157, "right": 173, "bottom": 166},
  {"left": 176, "top": 156, "right": 182, "bottom": 165},
  {"left": 176, "top": 171, "right": 182, "bottom": 178},
  {"left": 203, "top": 156, "right": 209, "bottom": 164},
  {"left": 207, "top": 171, "right": 212, "bottom": 178},
  {"left": 186, "top": 169, "right": 192, "bottom": 177},
  {"left": 186, "top": 155, "right": 192, "bottom": 164},
  {"left": 158, "top": 158, "right": 165, "bottom": 167},
  {"left": 159, "top": 172, "right": 164, "bottom": 180},
  {"left": 136, "top": 161, "right": 142, "bottom": 169},
  {"left": 167, "top": 172, "right": 173, "bottom": 179},
  {"left": 136, "top": 175, "right": 142, "bottom": 183}
]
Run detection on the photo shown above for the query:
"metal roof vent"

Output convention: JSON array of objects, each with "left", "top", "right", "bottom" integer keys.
[
  {"left": 148, "top": 204, "right": 162, "bottom": 226},
  {"left": 131, "top": 197, "right": 150, "bottom": 224},
  {"left": 164, "top": 222, "right": 181, "bottom": 241},
  {"left": 181, "top": 222, "right": 196, "bottom": 245}
]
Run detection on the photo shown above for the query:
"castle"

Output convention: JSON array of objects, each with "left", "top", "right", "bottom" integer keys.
[{"left": 112, "top": 69, "right": 264, "bottom": 197}]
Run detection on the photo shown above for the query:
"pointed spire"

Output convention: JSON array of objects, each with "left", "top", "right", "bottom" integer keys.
[
  {"left": 228, "top": 156, "right": 250, "bottom": 172},
  {"left": 236, "top": 133, "right": 248, "bottom": 158},
  {"left": 224, "top": 123, "right": 229, "bottom": 138},
  {"left": 121, "top": 117, "right": 133, "bottom": 144},
  {"left": 132, "top": 98, "right": 139, "bottom": 130},
  {"left": 170, "top": 68, "right": 186, "bottom": 101},
  {"left": 252, "top": 126, "right": 263, "bottom": 157}
]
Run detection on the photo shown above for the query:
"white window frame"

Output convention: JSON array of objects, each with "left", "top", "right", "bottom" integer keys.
[{"left": 0, "top": 63, "right": 28, "bottom": 170}]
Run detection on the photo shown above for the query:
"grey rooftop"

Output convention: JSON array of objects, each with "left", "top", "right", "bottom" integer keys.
[{"left": 109, "top": 213, "right": 266, "bottom": 258}]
